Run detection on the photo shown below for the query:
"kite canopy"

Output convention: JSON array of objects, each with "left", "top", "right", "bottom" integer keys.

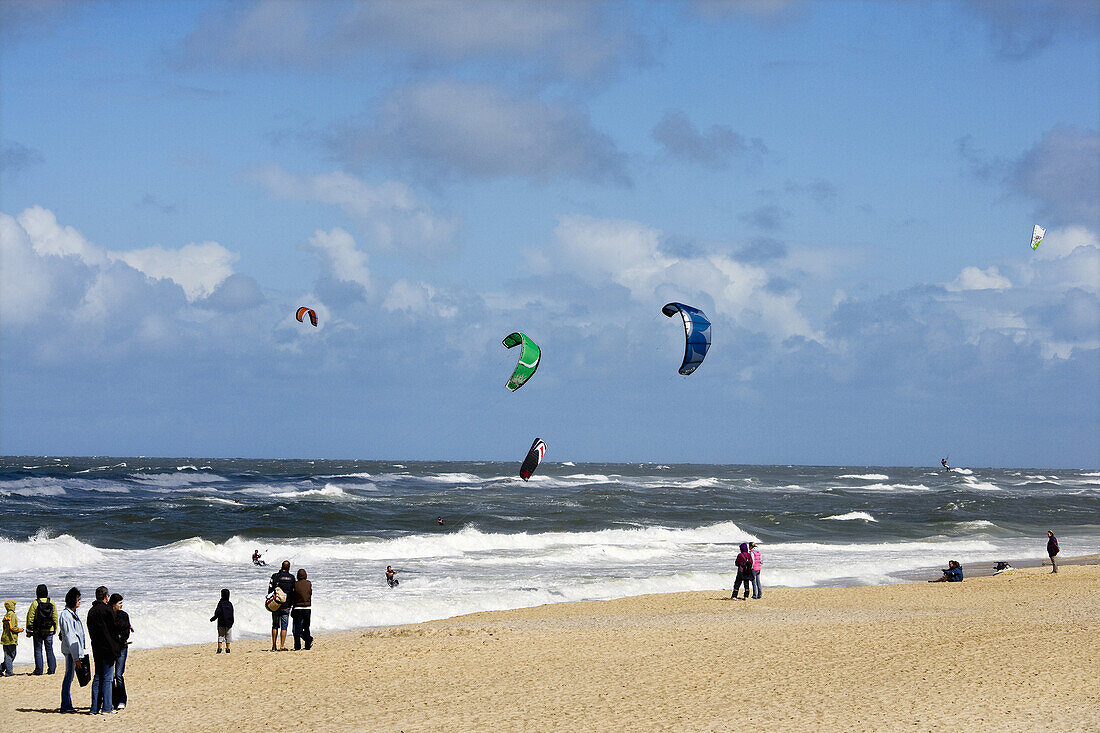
[
  {"left": 1031, "top": 225, "right": 1045, "bottom": 251},
  {"left": 502, "top": 332, "right": 541, "bottom": 391},
  {"left": 662, "top": 302, "right": 711, "bottom": 375},
  {"left": 296, "top": 307, "right": 318, "bottom": 327},
  {"left": 520, "top": 438, "right": 546, "bottom": 481}
]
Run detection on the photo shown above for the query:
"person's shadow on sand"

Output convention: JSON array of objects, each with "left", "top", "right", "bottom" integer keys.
[{"left": 16, "top": 708, "right": 73, "bottom": 714}]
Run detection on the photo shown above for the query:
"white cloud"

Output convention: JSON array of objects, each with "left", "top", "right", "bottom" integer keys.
[
  {"left": 17, "top": 205, "right": 107, "bottom": 265},
  {"left": 111, "top": 242, "right": 237, "bottom": 301},
  {"left": 552, "top": 215, "right": 818, "bottom": 341},
  {"left": 254, "top": 165, "right": 457, "bottom": 254},
  {"left": 302, "top": 227, "right": 371, "bottom": 295},
  {"left": 946, "top": 265, "right": 1012, "bottom": 292}
]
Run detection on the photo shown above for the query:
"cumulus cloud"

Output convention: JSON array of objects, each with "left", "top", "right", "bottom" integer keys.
[
  {"left": 175, "top": 1, "right": 643, "bottom": 81},
  {"left": 112, "top": 242, "right": 237, "bottom": 301},
  {"left": 946, "top": 266, "right": 1012, "bottom": 292},
  {"left": 253, "top": 165, "right": 457, "bottom": 254},
  {"left": 301, "top": 227, "right": 371, "bottom": 296},
  {"left": 964, "top": 0, "right": 1100, "bottom": 60},
  {"left": 652, "top": 111, "right": 767, "bottom": 169},
  {"left": 327, "top": 80, "right": 629, "bottom": 185},
  {"left": 552, "top": 215, "right": 817, "bottom": 341},
  {"left": 1011, "top": 126, "right": 1100, "bottom": 227}
]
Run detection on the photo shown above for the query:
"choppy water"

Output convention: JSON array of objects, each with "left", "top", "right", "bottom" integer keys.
[{"left": 2, "top": 457, "right": 1098, "bottom": 664}]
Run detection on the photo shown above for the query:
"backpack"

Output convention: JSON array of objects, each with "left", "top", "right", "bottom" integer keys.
[{"left": 32, "top": 599, "right": 54, "bottom": 637}]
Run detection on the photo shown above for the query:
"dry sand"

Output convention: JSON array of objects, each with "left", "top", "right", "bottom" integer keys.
[{"left": 4, "top": 563, "right": 1098, "bottom": 732}]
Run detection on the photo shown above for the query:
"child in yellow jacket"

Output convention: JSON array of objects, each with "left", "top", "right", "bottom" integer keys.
[{"left": 2, "top": 600, "right": 25, "bottom": 676}]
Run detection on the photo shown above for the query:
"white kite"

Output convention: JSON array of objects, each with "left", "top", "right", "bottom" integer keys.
[{"left": 1031, "top": 225, "right": 1045, "bottom": 251}]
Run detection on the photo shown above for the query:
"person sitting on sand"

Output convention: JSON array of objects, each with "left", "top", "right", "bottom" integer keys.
[
  {"left": 386, "top": 566, "right": 399, "bottom": 588},
  {"left": 252, "top": 550, "right": 265, "bottom": 566},
  {"left": 930, "top": 560, "right": 963, "bottom": 582}
]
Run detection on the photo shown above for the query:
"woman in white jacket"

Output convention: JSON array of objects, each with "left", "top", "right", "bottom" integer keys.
[{"left": 57, "top": 587, "right": 86, "bottom": 714}]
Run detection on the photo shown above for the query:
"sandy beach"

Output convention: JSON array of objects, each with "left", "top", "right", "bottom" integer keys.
[{"left": 3, "top": 562, "right": 1098, "bottom": 732}]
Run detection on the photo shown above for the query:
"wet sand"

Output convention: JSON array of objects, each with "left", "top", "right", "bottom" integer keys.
[{"left": 3, "top": 562, "right": 1098, "bottom": 731}]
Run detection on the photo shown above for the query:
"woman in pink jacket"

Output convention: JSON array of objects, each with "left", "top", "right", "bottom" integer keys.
[
  {"left": 732, "top": 543, "right": 753, "bottom": 600},
  {"left": 748, "top": 542, "right": 763, "bottom": 599}
]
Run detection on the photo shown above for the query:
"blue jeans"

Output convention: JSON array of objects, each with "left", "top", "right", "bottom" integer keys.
[
  {"left": 34, "top": 635, "right": 57, "bottom": 674},
  {"left": 2, "top": 644, "right": 15, "bottom": 675},
  {"left": 61, "top": 652, "right": 77, "bottom": 711},
  {"left": 271, "top": 609, "right": 290, "bottom": 630},
  {"left": 113, "top": 646, "right": 128, "bottom": 708},
  {"left": 751, "top": 569, "right": 762, "bottom": 599},
  {"left": 90, "top": 657, "right": 115, "bottom": 714}
]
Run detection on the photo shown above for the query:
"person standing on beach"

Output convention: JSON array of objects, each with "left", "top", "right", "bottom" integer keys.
[
  {"left": 2, "top": 599, "right": 24, "bottom": 676},
  {"left": 86, "top": 585, "right": 120, "bottom": 714},
  {"left": 731, "top": 544, "right": 753, "bottom": 600},
  {"left": 210, "top": 589, "right": 234, "bottom": 654},
  {"left": 110, "top": 593, "right": 132, "bottom": 710},
  {"left": 58, "top": 588, "right": 86, "bottom": 713},
  {"left": 291, "top": 569, "right": 313, "bottom": 651},
  {"left": 748, "top": 542, "right": 763, "bottom": 600},
  {"left": 26, "top": 584, "right": 59, "bottom": 675},
  {"left": 1047, "top": 531, "right": 1059, "bottom": 574},
  {"left": 269, "top": 561, "right": 295, "bottom": 651}
]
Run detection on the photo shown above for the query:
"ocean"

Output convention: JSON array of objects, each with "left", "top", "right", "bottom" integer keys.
[{"left": 2, "top": 457, "right": 1098, "bottom": 664}]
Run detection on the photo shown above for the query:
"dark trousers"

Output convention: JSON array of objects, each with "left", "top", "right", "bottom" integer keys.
[
  {"left": 291, "top": 608, "right": 313, "bottom": 650},
  {"left": 732, "top": 572, "right": 752, "bottom": 598}
]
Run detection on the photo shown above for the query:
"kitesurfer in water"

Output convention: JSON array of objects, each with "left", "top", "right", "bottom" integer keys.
[
  {"left": 437, "top": 517, "right": 445, "bottom": 526},
  {"left": 386, "top": 566, "right": 399, "bottom": 588},
  {"left": 252, "top": 550, "right": 265, "bottom": 566},
  {"left": 941, "top": 458, "right": 950, "bottom": 470}
]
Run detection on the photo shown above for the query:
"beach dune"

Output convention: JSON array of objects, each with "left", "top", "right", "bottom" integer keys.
[{"left": 4, "top": 565, "right": 1098, "bottom": 731}]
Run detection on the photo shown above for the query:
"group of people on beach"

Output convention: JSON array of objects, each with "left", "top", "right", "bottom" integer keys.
[
  {"left": 265, "top": 560, "right": 313, "bottom": 652},
  {"left": 732, "top": 542, "right": 763, "bottom": 600},
  {"left": 2, "top": 583, "right": 133, "bottom": 715}
]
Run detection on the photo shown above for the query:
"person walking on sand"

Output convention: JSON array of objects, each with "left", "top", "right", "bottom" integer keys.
[
  {"left": 748, "top": 542, "right": 763, "bottom": 600},
  {"left": 269, "top": 561, "right": 295, "bottom": 651},
  {"left": 110, "top": 594, "right": 132, "bottom": 710},
  {"left": 210, "top": 589, "right": 234, "bottom": 654},
  {"left": 26, "top": 584, "right": 59, "bottom": 675},
  {"left": 731, "top": 543, "right": 753, "bottom": 600},
  {"left": 2, "top": 599, "right": 24, "bottom": 676},
  {"left": 292, "top": 569, "right": 313, "bottom": 651},
  {"left": 1047, "top": 531, "right": 1059, "bottom": 573},
  {"left": 58, "top": 588, "right": 86, "bottom": 713},
  {"left": 86, "top": 586, "right": 120, "bottom": 714}
]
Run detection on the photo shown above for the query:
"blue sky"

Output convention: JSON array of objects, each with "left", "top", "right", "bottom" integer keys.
[{"left": 2, "top": 0, "right": 1098, "bottom": 467}]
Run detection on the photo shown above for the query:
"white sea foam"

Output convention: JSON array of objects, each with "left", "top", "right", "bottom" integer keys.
[
  {"left": 961, "top": 477, "right": 1002, "bottom": 491},
  {"left": 839, "top": 483, "right": 931, "bottom": 492},
  {"left": 950, "top": 468, "right": 974, "bottom": 475},
  {"left": 0, "top": 531, "right": 109, "bottom": 573},
  {"left": 269, "top": 483, "right": 360, "bottom": 500},
  {"left": 823, "top": 512, "right": 877, "bottom": 522},
  {"left": 836, "top": 474, "right": 889, "bottom": 481},
  {"left": 0, "top": 479, "right": 68, "bottom": 497},
  {"left": 561, "top": 462, "right": 576, "bottom": 466},
  {"left": 131, "top": 472, "right": 229, "bottom": 488},
  {"left": 680, "top": 478, "right": 723, "bottom": 489}
]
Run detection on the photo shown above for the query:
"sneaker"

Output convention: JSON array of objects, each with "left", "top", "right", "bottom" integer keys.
[{"left": 116, "top": 703, "right": 126, "bottom": 710}]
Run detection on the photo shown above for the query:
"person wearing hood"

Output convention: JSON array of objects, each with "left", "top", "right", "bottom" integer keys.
[
  {"left": 57, "top": 587, "right": 86, "bottom": 713},
  {"left": 731, "top": 543, "right": 754, "bottom": 601},
  {"left": 27, "top": 583, "right": 59, "bottom": 675},
  {"left": 86, "top": 586, "right": 120, "bottom": 714},
  {"left": 210, "top": 589, "right": 234, "bottom": 654},
  {"left": 2, "top": 599, "right": 24, "bottom": 676},
  {"left": 1047, "top": 531, "right": 1060, "bottom": 574},
  {"left": 291, "top": 569, "right": 313, "bottom": 651}
]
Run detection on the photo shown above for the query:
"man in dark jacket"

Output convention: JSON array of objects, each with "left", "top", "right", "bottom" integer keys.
[
  {"left": 210, "top": 589, "right": 234, "bottom": 654},
  {"left": 268, "top": 561, "right": 295, "bottom": 651},
  {"left": 85, "top": 586, "right": 120, "bottom": 714},
  {"left": 1047, "top": 531, "right": 1059, "bottom": 573}
]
